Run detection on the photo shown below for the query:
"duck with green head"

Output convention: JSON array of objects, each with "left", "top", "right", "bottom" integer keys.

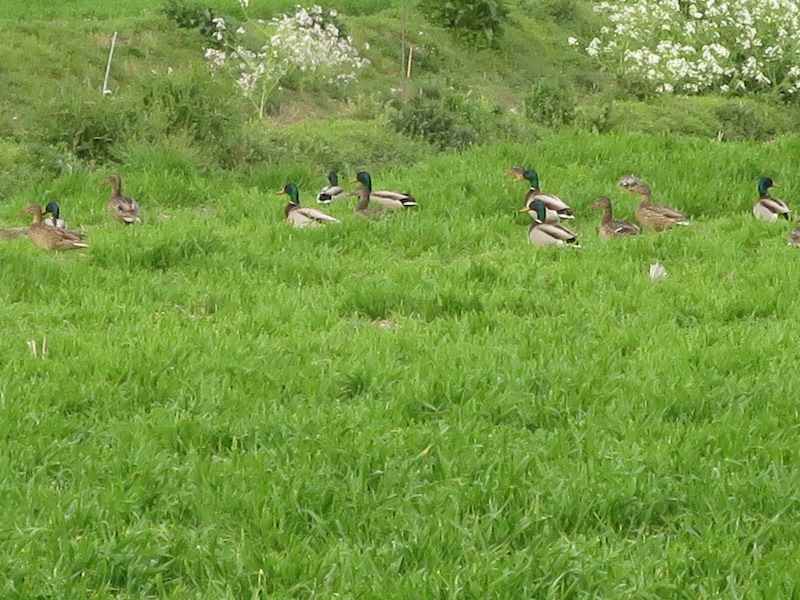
[
  {"left": 351, "top": 170, "right": 416, "bottom": 211},
  {"left": 522, "top": 198, "right": 580, "bottom": 247},
  {"left": 753, "top": 177, "right": 790, "bottom": 222},
  {"left": 316, "top": 171, "right": 346, "bottom": 204},
  {"left": 42, "top": 201, "right": 67, "bottom": 229},
  {"left": 348, "top": 171, "right": 384, "bottom": 219},
  {"left": 506, "top": 166, "right": 573, "bottom": 223},
  {"left": 278, "top": 183, "right": 340, "bottom": 228}
]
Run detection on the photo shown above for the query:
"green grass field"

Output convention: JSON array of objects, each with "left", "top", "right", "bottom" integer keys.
[
  {"left": 3, "top": 132, "right": 800, "bottom": 598},
  {"left": 4, "top": 0, "right": 800, "bottom": 597}
]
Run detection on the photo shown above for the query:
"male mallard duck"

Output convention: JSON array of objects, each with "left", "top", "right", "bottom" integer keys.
[
  {"left": 354, "top": 171, "right": 417, "bottom": 211},
  {"left": 522, "top": 198, "right": 580, "bottom": 247},
  {"left": 42, "top": 201, "right": 67, "bottom": 229},
  {"left": 753, "top": 177, "right": 790, "bottom": 222},
  {"left": 104, "top": 174, "right": 142, "bottom": 224},
  {"left": 625, "top": 181, "right": 689, "bottom": 232},
  {"left": 278, "top": 183, "right": 340, "bottom": 228},
  {"left": 506, "top": 166, "right": 573, "bottom": 223},
  {"left": 20, "top": 204, "right": 88, "bottom": 251},
  {"left": 316, "top": 171, "right": 346, "bottom": 204},
  {"left": 788, "top": 226, "right": 800, "bottom": 246},
  {"left": 590, "top": 196, "right": 641, "bottom": 238}
]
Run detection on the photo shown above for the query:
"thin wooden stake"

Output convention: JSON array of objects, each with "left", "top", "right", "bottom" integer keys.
[
  {"left": 406, "top": 45, "right": 413, "bottom": 79},
  {"left": 102, "top": 31, "right": 118, "bottom": 96}
]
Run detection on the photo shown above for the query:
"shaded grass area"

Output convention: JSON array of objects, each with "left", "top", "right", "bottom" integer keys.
[{"left": 2, "top": 133, "right": 800, "bottom": 597}]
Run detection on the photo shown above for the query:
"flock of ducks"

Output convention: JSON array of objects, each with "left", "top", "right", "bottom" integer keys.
[
  {"left": 3, "top": 168, "right": 798, "bottom": 252},
  {"left": 506, "top": 167, "right": 798, "bottom": 248},
  {"left": 0, "top": 175, "right": 140, "bottom": 251}
]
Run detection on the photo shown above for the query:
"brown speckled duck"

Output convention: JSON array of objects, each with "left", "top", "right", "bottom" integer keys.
[
  {"left": 20, "top": 204, "right": 88, "bottom": 251},
  {"left": 104, "top": 174, "right": 141, "bottom": 224},
  {"left": 278, "top": 183, "right": 340, "bottom": 228},
  {"left": 625, "top": 181, "right": 689, "bottom": 232},
  {"left": 590, "top": 196, "right": 641, "bottom": 238}
]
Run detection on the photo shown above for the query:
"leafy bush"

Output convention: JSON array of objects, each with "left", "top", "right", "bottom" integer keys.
[
  {"left": 161, "top": 0, "right": 235, "bottom": 48},
  {"left": 33, "top": 94, "right": 140, "bottom": 163},
  {"left": 523, "top": 80, "right": 575, "bottom": 127},
  {"left": 714, "top": 103, "right": 769, "bottom": 142},
  {"left": 574, "top": 99, "right": 615, "bottom": 134},
  {"left": 419, "top": 0, "right": 510, "bottom": 48},
  {"left": 391, "top": 92, "right": 478, "bottom": 149}
]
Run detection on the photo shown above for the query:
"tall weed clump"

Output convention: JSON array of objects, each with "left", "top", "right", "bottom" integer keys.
[
  {"left": 523, "top": 79, "right": 575, "bottom": 127},
  {"left": 28, "top": 67, "right": 249, "bottom": 168},
  {"left": 390, "top": 85, "right": 528, "bottom": 149},
  {"left": 418, "top": 0, "right": 510, "bottom": 48}
]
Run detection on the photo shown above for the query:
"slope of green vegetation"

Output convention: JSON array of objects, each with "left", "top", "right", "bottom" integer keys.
[
  {"left": 3, "top": 1, "right": 800, "bottom": 598},
  {"left": 4, "top": 131, "right": 800, "bottom": 598}
]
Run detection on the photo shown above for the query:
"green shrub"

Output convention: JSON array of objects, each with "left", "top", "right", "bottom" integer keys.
[
  {"left": 418, "top": 0, "right": 510, "bottom": 48},
  {"left": 161, "top": 0, "right": 235, "bottom": 48},
  {"left": 714, "top": 103, "right": 769, "bottom": 142},
  {"left": 574, "top": 99, "right": 615, "bottom": 134},
  {"left": 523, "top": 80, "right": 575, "bottom": 127},
  {"left": 391, "top": 92, "right": 478, "bottom": 150},
  {"left": 33, "top": 94, "right": 140, "bottom": 163},
  {"left": 537, "top": 0, "right": 579, "bottom": 22}
]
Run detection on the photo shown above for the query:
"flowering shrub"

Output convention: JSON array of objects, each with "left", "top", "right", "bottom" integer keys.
[
  {"left": 571, "top": 0, "right": 800, "bottom": 98},
  {"left": 204, "top": 2, "right": 370, "bottom": 116}
]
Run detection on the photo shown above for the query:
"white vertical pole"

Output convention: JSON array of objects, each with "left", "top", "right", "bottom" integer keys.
[{"left": 102, "top": 31, "right": 118, "bottom": 96}]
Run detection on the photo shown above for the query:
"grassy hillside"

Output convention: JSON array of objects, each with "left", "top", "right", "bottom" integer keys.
[
  {"left": 4, "top": 131, "right": 800, "bottom": 598},
  {"left": 4, "top": 0, "right": 800, "bottom": 598}
]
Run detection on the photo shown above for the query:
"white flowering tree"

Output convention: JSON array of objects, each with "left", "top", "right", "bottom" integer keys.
[
  {"left": 204, "top": 2, "right": 370, "bottom": 117},
  {"left": 570, "top": 0, "right": 800, "bottom": 98}
]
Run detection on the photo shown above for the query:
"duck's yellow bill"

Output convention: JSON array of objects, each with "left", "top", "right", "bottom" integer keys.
[{"left": 277, "top": 189, "right": 286, "bottom": 194}]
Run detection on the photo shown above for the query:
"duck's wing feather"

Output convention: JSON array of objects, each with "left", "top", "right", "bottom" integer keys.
[{"left": 296, "top": 207, "right": 341, "bottom": 223}]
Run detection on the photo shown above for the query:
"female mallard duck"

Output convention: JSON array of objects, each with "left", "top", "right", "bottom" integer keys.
[
  {"left": 20, "top": 204, "right": 88, "bottom": 251},
  {"left": 590, "top": 196, "right": 641, "bottom": 238},
  {"left": 626, "top": 181, "right": 689, "bottom": 232},
  {"left": 104, "top": 174, "right": 142, "bottom": 224},
  {"left": 506, "top": 166, "right": 573, "bottom": 223},
  {"left": 316, "top": 171, "right": 346, "bottom": 204},
  {"left": 348, "top": 180, "right": 385, "bottom": 220},
  {"left": 753, "top": 177, "right": 790, "bottom": 222},
  {"left": 788, "top": 226, "right": 800, "bottom": 246},
  {"left": 278, "top": 183, "right": 340, "bottom": 228},
  {"left": 354, "top": 171, "right": 417, "bottom": 211},
  {"left": 522, "top": 198, "right": 580, "bottom": 248},
  {"left": 42, "top": 201, "right": 67, "bottom": 229}
]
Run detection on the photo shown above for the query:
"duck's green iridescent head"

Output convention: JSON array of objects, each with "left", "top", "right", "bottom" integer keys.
[
  {"left": 530, "top": 198, "right": 547, "bottom": 223},
  {"left": 523, "top": 169, "right": 540, "bottom": 189},
  {"left": 44, "top": 201, "right": 60, "bottom": 219},
  {"left": 278, "top": 183, "right": 300, "bottom": 204},
  {"left": 355, "top": 171, "right": 372, "bottom": 189},
  {"left": 328, "top": 171, "right": 339, "bottom": 186},
  {"left": 758, "top": 177, "right": 776, "bottom": 197}
]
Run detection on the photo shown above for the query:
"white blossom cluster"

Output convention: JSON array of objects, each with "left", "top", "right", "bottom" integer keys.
[
  {"left": 571, "top": 0, "right": 800, "bottom": 96},
  {"left": 204, "top": 5, "right": 369, "bottom": 115},
  {"left": 269, "top": 5, "right": 370, "bottom": 83}
]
